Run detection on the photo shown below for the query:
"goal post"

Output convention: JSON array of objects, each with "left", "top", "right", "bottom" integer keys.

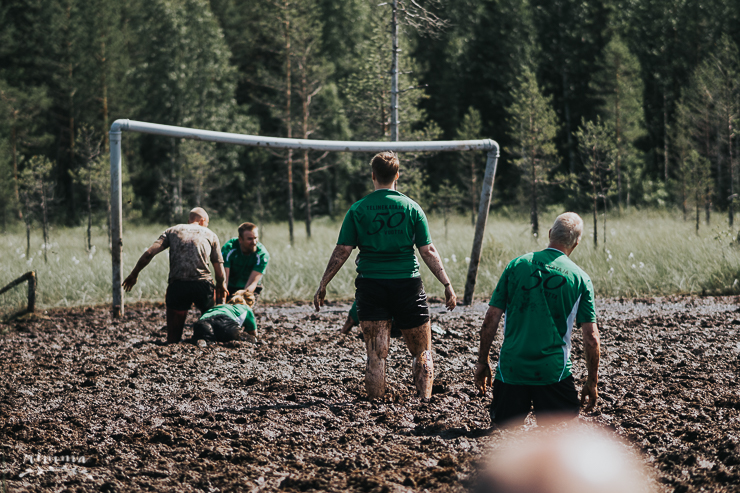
[{"left": 109, "top": 119, "right": 499, "bottom": 316}]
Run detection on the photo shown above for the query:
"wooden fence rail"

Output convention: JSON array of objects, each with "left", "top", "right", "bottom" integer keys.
[{"left": 0, "top": 271, "right": 36, "bottom": 320}]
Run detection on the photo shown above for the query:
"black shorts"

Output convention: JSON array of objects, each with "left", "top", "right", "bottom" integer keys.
[
  {"left": 192, "top": 314, "right": 242, "bottom": 342},
  {"left": 355, "top": 277, "right": 429, "bottom": 330},
  {"left": 166, "top": 280, "right": 215, "bottom": 312},
  {"left": 490, "top": 376, "right": 580, "bottom": 426}
]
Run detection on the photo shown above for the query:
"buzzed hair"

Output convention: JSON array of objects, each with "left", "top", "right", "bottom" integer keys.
[
  {"left": 189, "top": 207, "right": 208, "bottom": 223},
  {"left": 371, "top": 151, "right": 400, "bottom": 184},
  {"left": 238, "top": 222, "right": 258, "bottom": 238},
  {"left": 550, "top": 212, "right": 583, "bottom": 248}
]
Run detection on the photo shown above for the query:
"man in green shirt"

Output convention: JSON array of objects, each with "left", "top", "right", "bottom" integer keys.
[
  {"left": 222, "top": 222, "right": 270, "bottom": 298},
  {"left": 474, "top": 212, "right": 601, "bottom": 426},
  {"left": 314, "top": 151, "right": 456, "bottom": 400}
]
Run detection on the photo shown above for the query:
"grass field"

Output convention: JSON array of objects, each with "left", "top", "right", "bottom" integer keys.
[{"left": 1, "top": 208, "right": 740, "bottom": 312}]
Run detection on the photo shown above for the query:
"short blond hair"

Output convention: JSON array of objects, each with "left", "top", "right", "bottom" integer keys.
[
  {"left": 550, "top": 212, "right": 583, "bottom": 248},
  {"left": 228, "top": 290, "right": 255, "bottom": 307}
]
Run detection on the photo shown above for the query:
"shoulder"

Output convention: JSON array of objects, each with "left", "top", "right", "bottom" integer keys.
[
  {"left": 223, "top": 237, "right": 238, "bottom": 249},
  {"left": 257, "top": 242, "right": 269, "bottom": 256}
]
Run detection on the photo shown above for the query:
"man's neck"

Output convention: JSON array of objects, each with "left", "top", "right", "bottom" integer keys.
[
  {"left": 546, "top": 243, "right": 571, "bottom": 256},
  {"left": 373, "top": 184, "right": 394, "bottom": 191}
]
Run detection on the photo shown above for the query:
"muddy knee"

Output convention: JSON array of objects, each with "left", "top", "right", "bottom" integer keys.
[{"left": 362, "top": 321, "right": 391, "bottom": 399}]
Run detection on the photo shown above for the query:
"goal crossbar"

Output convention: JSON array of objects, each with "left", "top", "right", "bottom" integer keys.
[{"left": 110, "top": 119, "right": 500, "bottom": 316}]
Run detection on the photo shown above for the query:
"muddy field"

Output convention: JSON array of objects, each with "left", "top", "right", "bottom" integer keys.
[{"left": 1, "top": 296, "right": 740, "bottom": 492}]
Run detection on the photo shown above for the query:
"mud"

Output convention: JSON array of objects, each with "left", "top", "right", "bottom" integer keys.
[{"left": 1, "top": 296, "right": 739, "bottom": 492}]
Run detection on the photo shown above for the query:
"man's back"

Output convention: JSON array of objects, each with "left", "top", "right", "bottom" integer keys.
[
  {"left": 159, "top": 223, "right": 222, "bottom": 282},
  {"left": 337, "top": 189, "right": 431, "bottom": 279},
  {"left": 490, "top": 248, "right": 595, "bottom": 385}
]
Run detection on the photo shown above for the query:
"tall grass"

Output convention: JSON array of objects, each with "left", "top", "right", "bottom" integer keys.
[{"left": 2, "top": 209, "right": 740, "bottom": 310}]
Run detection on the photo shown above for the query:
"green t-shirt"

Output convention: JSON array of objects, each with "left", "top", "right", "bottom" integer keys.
[
  {"left": 336, "top": 189, "right": 432, "bottom": 279},
  {"left": 222, "top": 238, "right": 270, "bottom": 291},
  {"left": 200, "top": 304, "right": 257, "bottom": 333},
  {"left": 489, "top": 248, "right": 596, "bottom": 385}
]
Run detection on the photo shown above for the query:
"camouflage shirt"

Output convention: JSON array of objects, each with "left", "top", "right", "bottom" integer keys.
[{"left": 152, "top": 224, "right": 223, "bottom": 283}]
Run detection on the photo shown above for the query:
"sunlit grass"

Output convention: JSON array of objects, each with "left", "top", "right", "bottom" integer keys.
[{"left": 2, "top": 208, "right": 740, "bottom": 311}]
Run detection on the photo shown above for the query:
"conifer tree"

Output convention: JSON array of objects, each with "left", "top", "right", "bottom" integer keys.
[
  {"left": 576, "top": 117, "right": 615, "bottom": 249},
  {"left": 455, "top": 107, "right": 483, "bottom": 225},
  {"left": 506, "top": 66, "right": 561, "bottom": 239},
  {"left": 590, "top": 35, "right": 646, "bottom": 210}
]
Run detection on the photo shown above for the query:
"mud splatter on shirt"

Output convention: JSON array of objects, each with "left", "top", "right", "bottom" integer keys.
[{"left": 152, "top": 224, "right": 223, "bottom": 283}]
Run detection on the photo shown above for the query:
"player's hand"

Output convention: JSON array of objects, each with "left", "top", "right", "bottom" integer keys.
[
  {"left": 216, "top": 282, "right": 229, "bottom": 303},
  {"left": 122, "top": 274, "right": 137, "bottom": 292},
  {"left": 313, "top": 284, "right": 326, "bottom": 312},
  {"left": 580, "top": 377, "right": 598, "bottom": 412},
  {"left": 474, "top": 361, "right": 492, "bottom": 395},
  {"left": 444, "top": 284, "right": 457, "bottom": 311}
]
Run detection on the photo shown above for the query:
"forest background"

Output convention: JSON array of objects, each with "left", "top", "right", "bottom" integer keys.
[{"left": 2, "top": 0, "right": 740, "bottom": 245}]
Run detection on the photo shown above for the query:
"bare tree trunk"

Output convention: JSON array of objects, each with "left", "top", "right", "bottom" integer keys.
[
  {"left": 303, "top": 149, "right": 311, "bottom": 238},
  {"left": 23, "top": 193, "right": 31, "bottom": 257},
  {"left": 593, "top": 156, "right": 598, "bottom": 248},
  {"left": 471, "top": 154, "right": 477, "bottom": 226},
  {"left": 284, "top": 4, "right": 294, "bottom": 244},
  {"left": 41, "top": 179, "right": 49, "bottom": 263},
  {"left": 87, "top": 173, "right": 93, "bottom": 251},
  {"left": 664, "top": 90, "right": 669, "bottom": 183},
  {"left": 390, "top": 0, "right": 399, "bottom": 142},
  {"left": 101, "top": 38, "right": 110, "bottom": 152},
  {"left": 615, "top": 69, "right": 623, "bottom": 210},
  {"left": 11, "top": 126, "right": 23, "bottom": 220},
  {"left": 563, "top": 71, "right": 574, "bottom": 173},
  {"left": 705, "top": 184, "right": 711, "bottom": 225},
  {"left": 530, "top": 159, "right": 538, "bottom": 238},
  {"left": 728, "top": 115, "right": 734, "bottom": 227}
]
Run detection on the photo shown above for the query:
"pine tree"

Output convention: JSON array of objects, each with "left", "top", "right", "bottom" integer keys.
[
  {"left": 590, "top": 34, "right": 646, "bottom": 210},
  {"left": 0, "top": 81, "right": 52, "bottom": 220},
  {"left": 20, "top": 156, "right": 54, "bottom": 262},
  {"left": 455, "top": 106, "right": 483, "bottom": 226},
  {"left": 69, "top": 125, "right": 107, "bottom": 251},
  {"left": 506, "top": 66, "right": 561, "bottom": 238},
  {"left": 576, "top": 117, "right": 615, "bottom": 249}
]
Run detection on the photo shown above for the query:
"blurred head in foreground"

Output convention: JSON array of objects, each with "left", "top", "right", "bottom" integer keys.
[{"left": 475, "top": 423, "right": 653, "bottom": 493}]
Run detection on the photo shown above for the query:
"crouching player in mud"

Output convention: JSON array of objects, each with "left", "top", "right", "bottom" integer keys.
[
  {"left": 474, "top": 212, "right": 601, "bottom": 426},
  {"left": 314, "top": 151, "right": 456, "bottom": 400},
  {"left": 192, "top": 290, "right": 258, "bottom": 344}
]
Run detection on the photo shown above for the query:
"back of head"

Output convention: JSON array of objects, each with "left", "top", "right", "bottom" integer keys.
[
  {"left": 371, "top": 151, "right": 399, "bottom": 185},
  {"left": 475, "top": 423, "right": 653, "bottom": 493},
  {"left": 228, "top": 290, "right": 255, "bottom": 307},
  {"left": 189, "top": 207, "right": 209, "bottom": 224},
  {"left": 238, "top": 222, "right": 257, "bottom": 238},
  {"left": 550, "top": 212, "right": 583, "bottom": 249}
]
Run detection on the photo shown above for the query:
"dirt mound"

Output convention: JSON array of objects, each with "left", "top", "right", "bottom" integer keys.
[{"left": 1, "top": 297, "right": 739, "bottom": 492}]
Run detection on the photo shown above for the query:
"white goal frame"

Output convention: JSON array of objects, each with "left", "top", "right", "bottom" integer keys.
[{"left": 109, "top": 119, "right": 500, "bottom": 316}]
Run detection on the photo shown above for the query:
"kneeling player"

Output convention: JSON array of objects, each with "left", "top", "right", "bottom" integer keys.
[
  {"left": 314, "top": 151, "right": 456, "bottom": 400},
  {"left": 192, "top": 290, "right": 258, "bottom": 343}
]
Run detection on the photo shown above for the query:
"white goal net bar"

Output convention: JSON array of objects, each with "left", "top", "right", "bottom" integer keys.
[{"left": 110, "top": 119, "right": 500, "bottom": 316}]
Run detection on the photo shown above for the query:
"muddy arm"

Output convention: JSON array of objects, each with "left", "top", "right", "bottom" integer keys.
[
  {"left": 314, "top": 245, "right": 354, "bottom": 311},
  {"left": 418, "top": 243, "right": 456, "bottom": 311},
  {"left": 580, "top": 322, "right": 600, "bottom": 412},
  {"left": 475, "top": 306, "right": 503, "bottom": 394},
  {"left": 213, "top": 262, "right": 227, "bottom": 303},
  {"left": 122, "top": 241, "right": 166, "bottom": 291}
]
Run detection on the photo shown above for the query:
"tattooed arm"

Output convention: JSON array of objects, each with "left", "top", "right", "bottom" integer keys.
[
  {"left": 418, "top": 243, "right": 456, "bottom": 311},
  {"left": 580, "top": 322, "right": 601, "bottom": 412},
  {"left": 314, "top": 245, "right": 354, "bottom": 311}
]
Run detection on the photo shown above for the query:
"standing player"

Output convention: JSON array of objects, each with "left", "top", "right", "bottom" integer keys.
[
  {"left": 221, "top": 222, "right": 270, "bottom": 299},
  {"left": 314, "top": 151, "right": 456, "bottom": 400},
  {"left": 474, "top": 212, "right": 600, "bottom": 426},
  {"left": 122, "top": 207, "right": 227, "bottom": 344}
]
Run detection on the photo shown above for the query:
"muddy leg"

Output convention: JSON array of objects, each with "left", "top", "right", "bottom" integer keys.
[
  {"left": 341, "top": 315, "right": 356, "bottom": 335},
  {"left": 166, "top": 308, "right": 188, "bottom": 343},
  {"left": 362, "top": 320, "right": 391, "bottom": 399},
  {"left": 401, "top": 321, "right": 433, "bottom": 399}
]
